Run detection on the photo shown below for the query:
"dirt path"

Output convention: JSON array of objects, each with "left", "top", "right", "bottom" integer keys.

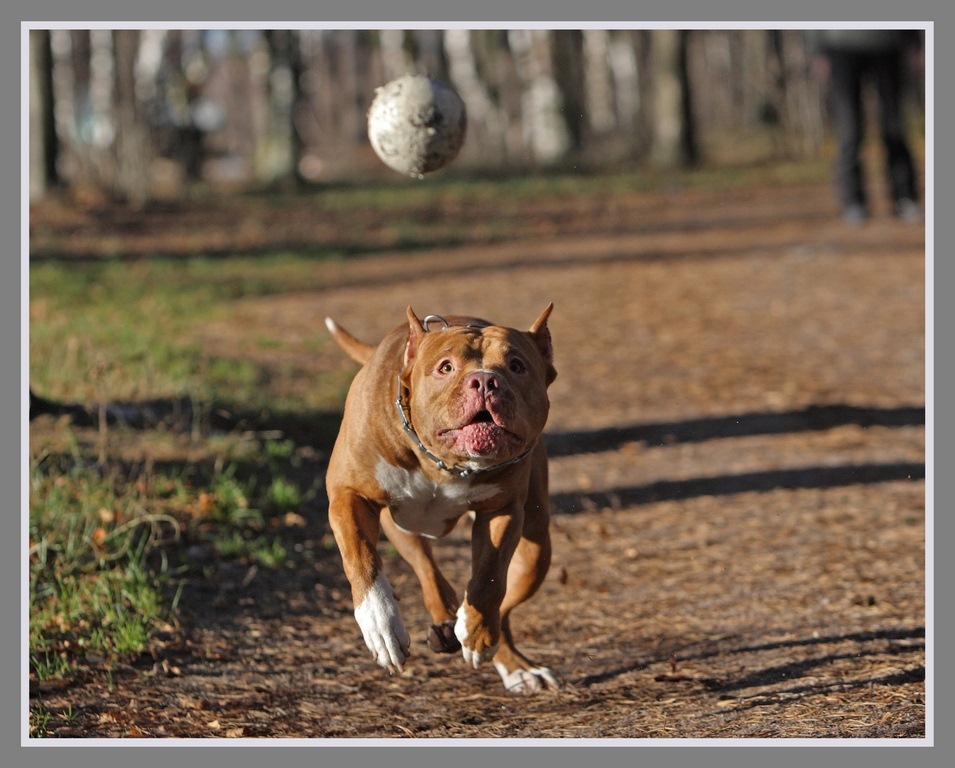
[{"left": 29, "top": 178, "right": 926, "bottom": 739}]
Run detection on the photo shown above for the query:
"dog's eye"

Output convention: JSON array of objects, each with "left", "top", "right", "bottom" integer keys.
[
  {"left": 509, "top": 358, "right": 527, "bottom": 374},
  {"left": 437, "top": 360, "right": 455, "bottom": 375}
]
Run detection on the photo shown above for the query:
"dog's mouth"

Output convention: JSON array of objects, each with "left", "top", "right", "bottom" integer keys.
[
  {"left": 469, "top": 409, "right": 494, "bottom": 424},
  {"left": 457, "top": 406, "right": 514, "bottom": 434},
  {"left": 437, "top": 408, "right": 521, "bottom": 458}
]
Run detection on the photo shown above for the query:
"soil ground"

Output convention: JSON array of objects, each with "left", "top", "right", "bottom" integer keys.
[{"left": 28, "top": 174, "right": 927, "bottom": 740}]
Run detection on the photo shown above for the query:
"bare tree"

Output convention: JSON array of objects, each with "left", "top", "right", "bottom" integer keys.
[
  {"left": 650, "top": 29, "right": 698, "bottom": 168},
  {"left": 507, "top": 29, "right": 572, "bottom": 164},
  {"left": 111, "top": 30, "right": 152, "bottom": 206},
  {"left": 48, "top": 30, "right": 112, "bottom": 198},
  {"left": 256, "top": 30, "right": 305, "bottom": 185},
  {"left": 582, "top": 29, "right": 617, "bottom": 136},
  {"left": 444, "top": 29, "right": 509, "bottom": 159},
  {"left": 551, "top": 30, "right": 586, "bottom": 152},
  {"left": 29, "top": 30, "right": 58, "bottom": 200},
  {"left": 779, "top": 31, "right": 827, "bottom": 157},
  {"left": 379, "top": 29, "right": 414, "bottom": 78}
]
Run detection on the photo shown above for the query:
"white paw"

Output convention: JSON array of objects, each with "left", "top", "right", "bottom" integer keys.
[
  {"left": 454, "top": 603, "right": 497, "bottom": 669},
  {"left": 353, "top": 573, "right": 410, "bottom": 673},
  {"left": 494, "top": 662, "right": 559, "bottom": 694}
]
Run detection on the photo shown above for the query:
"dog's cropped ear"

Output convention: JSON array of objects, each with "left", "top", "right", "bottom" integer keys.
[
  {"left": 529, "top": 303, "right": 556, "bottom": 384},
  {"left": 403, "top": 306, "right": 427, "bottom": 367}
]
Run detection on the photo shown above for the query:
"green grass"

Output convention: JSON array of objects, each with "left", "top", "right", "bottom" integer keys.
[
  {"left": 28, "top": 431, "right": 312, "bottom": 686},
  {"left": 28, "top": 453, "right": 182, "bottom": 676},
  {"left": 213, "top": 530, "right": 289, "bottom": 569},
  {"left": 29, "top": 255, "right": 321, "bottom": 405},
  {"left": 262, "top": 151, "right": 831, "bottom": 213}
]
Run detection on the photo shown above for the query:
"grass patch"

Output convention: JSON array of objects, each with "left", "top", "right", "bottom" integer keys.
[
  {"left": 28, "top": 452, "right": 182, "bottom": 677},
  {"left": 266, "top": 155, "right": 832, "bottom": 214},
  {"left": 28, "top": 430, "right": 316, "bottom": 684},
  {"left": 29, "top": 255, "right": 326, "bottom": 405},
  {"left": 213, "top": 530, "right": 289, "bottom": 569}
]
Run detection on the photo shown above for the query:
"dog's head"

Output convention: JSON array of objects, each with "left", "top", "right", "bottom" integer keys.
[{"left": 399, "top": 305, "right": 556, "bottom": 469}]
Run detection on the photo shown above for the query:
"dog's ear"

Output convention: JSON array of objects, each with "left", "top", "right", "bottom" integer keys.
[
  {"left": 529, "top": 303, "right": 556, "bottom": 384},
  {"left": 403, "top": 306, "right": 427, "bottom": 367}
]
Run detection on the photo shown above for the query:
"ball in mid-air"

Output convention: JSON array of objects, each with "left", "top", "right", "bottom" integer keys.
[{"left": 367, "top": 74, "right": 467, "bottom": 178}]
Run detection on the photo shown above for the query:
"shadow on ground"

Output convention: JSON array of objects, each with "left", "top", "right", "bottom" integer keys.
[{"left": 32, "top": 391, "right": 924, "bottom": 519}]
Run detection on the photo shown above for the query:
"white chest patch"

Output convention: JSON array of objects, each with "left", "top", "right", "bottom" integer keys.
[{"left": 375, "top": 459, "right": 501, "bottom": 538}]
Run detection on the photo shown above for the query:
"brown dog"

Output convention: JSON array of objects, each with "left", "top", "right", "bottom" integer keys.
[{"left": 323, "top": 305, "right": 557, "bottom": 693}]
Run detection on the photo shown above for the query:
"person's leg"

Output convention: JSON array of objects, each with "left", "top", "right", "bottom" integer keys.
[
  {"left": 872, "top": 49, "right": 919, "bottom": 216},
  {"left": 828, "top": 51, "right": 867, "bottom": 220}
]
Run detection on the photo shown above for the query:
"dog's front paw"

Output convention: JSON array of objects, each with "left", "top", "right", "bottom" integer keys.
[
  {"left": 428, "top": 619, "right": 461, "bottom": 653},
  {"left": 494, "top": 662, "right": 559, "bottom": 694},
  {"left": 354, "top": 573, "right": 411, "bottom": 673},
  {"left": 454, "top": 603, "right": 498, "bottom": 669}
]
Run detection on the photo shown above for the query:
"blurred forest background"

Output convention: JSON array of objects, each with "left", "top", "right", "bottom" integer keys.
[
  {"left": 27, "top": 28, "right": 928, "bottom": 738},
  {"left": 27, "top": 27, "right": 925, "bottom": 206}
]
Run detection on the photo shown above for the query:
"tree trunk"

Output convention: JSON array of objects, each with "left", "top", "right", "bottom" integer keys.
[
  {"left": 29, "top": 29, "right": 58, "bottom": 200},
  {"left": 443, "top": 29, "right": 508, "bottom": 159},
  {"left": 257, "top": 30, "right": 303, "bottom": 185},
  {"left": 507, "top": 29, "right": 572, "bottom": 164},
  {"left": 112, "top": 30, "right": 151, "bottom": 206},
  {"left": 379, "top": 29, "right": 414, "bottom": 79},
  {"left": 582, "top": 29, "right": 616, "bottom": 135},
  {"left": 650, "top": 29, "right": 698, "bottom": 168},
  {"left": 785, "top": 31, "right": 827, "bottom": 157},
  {"left": 551, "top": 31, "right": 586, "bottom": 152}
]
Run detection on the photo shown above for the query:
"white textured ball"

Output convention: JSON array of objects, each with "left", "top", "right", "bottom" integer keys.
[{"left": 367, "top": 74, "right": 467, "bottom": 178}]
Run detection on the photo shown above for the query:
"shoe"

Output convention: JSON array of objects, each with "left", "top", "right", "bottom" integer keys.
[
  {"left": 893, "top": 198, "right": 921, "bottom": 221},
  {"left": 842, "top": 203, "right": 869, "bottom": 227}
]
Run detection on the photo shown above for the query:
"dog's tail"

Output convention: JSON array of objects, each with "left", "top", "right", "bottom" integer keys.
[{"left": 325, "top": 318, "right": 376, "bottom": 364}]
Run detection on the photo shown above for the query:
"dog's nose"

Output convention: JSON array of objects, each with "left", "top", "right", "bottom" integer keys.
[{"left": 465, "top": 370, "right": 500, "bottom": 395}]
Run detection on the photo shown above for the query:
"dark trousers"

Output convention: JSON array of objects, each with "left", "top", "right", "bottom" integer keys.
[{"left": 827, "top": 48, "right": 917, "bottom": 209}]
